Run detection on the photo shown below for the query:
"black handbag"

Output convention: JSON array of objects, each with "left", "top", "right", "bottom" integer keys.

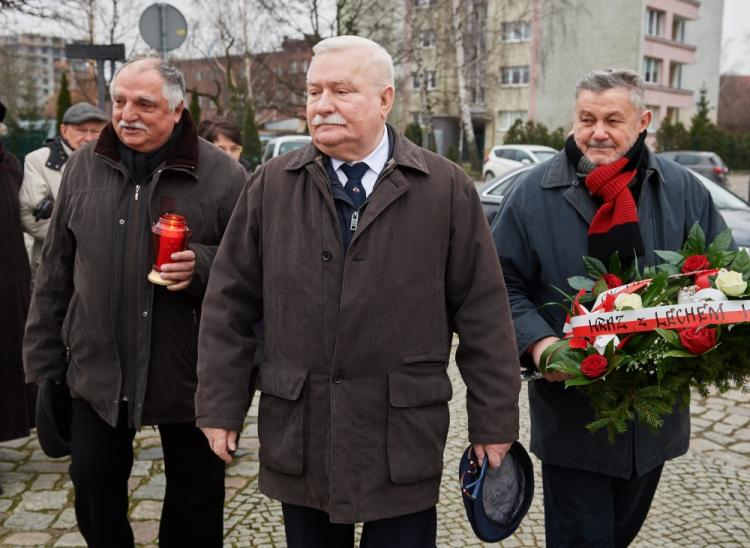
[{"left": 35, "top": 379, "right": 72, "bottom": 458}]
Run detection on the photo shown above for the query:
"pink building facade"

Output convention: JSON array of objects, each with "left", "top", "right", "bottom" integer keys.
[{"left": 642, "top": 0, "right": 700, "bottom": 128}]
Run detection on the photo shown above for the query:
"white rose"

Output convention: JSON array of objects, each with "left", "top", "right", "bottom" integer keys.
[
  {"left": 715, "top": 269, "right": 747, "bottom": 297},
  {"left": 593, "top": 334, "right": 620, "bottom": 355},
  {"left": 614, "top": 292, "right": 642, "bottom": 311}
]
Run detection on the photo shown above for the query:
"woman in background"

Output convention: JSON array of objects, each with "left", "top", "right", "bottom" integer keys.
[{"left": 197, "top": 117, "right": 253, "bottom": 172}]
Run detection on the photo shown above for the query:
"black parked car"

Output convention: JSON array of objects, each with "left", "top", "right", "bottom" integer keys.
[
  {"left": 480, "top": 167, "right": 750, "bottom": 250},
  {"left": 658, "top": 151, "right": 729, "bottom": 187}
]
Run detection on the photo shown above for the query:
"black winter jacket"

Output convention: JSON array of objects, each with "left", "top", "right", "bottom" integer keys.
[
  {"left": 24, "top": 114, "right": 246, "bottom": 427},
  {"left": 493, "top": 149, "right": 731, "bottom": 477}
]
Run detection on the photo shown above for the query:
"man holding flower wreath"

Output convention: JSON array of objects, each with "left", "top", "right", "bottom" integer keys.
[{"left": 493, "top": 69, "right": 731, "bottom": 547}]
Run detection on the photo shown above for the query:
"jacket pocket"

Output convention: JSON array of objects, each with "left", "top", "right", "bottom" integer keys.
[
  {"left": 61, "top": 294, "right": 80, "bottom": 359},
  {"left": 387, "top": 371, "right": 453, "bottom": 484},
  {"left": 401, "top": 353, "right": 449, "bottom": 368},
  {"left": 257, "top": 363, "right": 310, "bottom": 476}
]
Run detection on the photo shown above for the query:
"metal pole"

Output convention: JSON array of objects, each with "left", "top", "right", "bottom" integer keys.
[
  {"left": 96, "top": 59, "right": 106, "bottom": 109},
  {"left": 159, "top": 3, "right": 167, "bottom": 58}
]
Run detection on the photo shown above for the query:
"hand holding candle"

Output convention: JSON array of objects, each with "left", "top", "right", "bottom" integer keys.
[
  {"left": 147, "top": 214, "right": 193, "bottom": 289},
  {"left": 157, "top": 249, "right": 196, "bottom": 291}
]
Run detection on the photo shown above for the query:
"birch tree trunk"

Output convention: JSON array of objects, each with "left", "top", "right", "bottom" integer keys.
[{"left": 450, "top": 0, "right": 480, "bottom": 170}]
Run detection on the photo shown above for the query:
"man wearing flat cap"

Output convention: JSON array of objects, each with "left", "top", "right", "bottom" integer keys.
[{"left": 19, "top": 102, "right": 108, "bottom": 282}]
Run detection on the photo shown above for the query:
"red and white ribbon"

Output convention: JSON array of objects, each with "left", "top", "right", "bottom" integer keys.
[{"left": 570, "top": 299, "right": 750, "bottom": 337}]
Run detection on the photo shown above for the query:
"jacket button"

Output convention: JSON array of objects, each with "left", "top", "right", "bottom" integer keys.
[
  {"left": 321, "top": 250, "right": 332, "bottom": 262},
  {"left": 332, "top": 372, "right": 343, "bottom": 384}
]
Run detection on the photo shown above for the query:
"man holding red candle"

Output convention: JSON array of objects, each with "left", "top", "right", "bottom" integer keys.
[
  {"left": 195, "top": 36, "right": 521, "bottom": 547},
  {"left": 23, "top": 57, "right": 246, "bottom": 547}
]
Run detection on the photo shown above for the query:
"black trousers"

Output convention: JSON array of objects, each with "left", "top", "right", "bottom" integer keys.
[
  {"left": 542, "top": 462, "right": 664, "bottom": 548},
  {"left": 69, "top": 399, "right": 225, "bottom": 548},
  {"left": 282, "top": 503, "right": 437, "bottom": 548}
]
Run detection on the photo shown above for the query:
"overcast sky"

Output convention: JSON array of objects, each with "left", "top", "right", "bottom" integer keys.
[{"left": 4, "top": 0, "right": 750, "bottom": 75}]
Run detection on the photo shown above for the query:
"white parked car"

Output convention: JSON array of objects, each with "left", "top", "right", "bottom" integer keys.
[
  {"left": 482, "top": 144, "right": 557, "bottom": 181},
  {"left": 261, "top": 135, "right": 312, "bottom": 163}
]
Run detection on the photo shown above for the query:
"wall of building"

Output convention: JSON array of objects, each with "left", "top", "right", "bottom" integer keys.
[
  {"left": 534, "top": 0, "right": 642, "bottom": 133},
  {"left": 681, "top": 0, "right": 724, "bottom": 123},
  {"left": 483, "top": 0, "right": 534, "bottom": 149}
]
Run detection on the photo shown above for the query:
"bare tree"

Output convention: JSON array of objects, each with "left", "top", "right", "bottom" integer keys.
[{"left": 450, "top": 0, "right": 480, "bottom": 169}]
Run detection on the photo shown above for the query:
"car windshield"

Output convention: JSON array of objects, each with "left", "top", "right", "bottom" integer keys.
[
  {"left": 532, "top": 150, "right": 556, "bottom": 162},
  {"left": 278, "top": 140, "right": 309, "bottom": 154},
  {"left": 488, "top": 171, "right": 526, "bottom": 197},
  {"left": 697, "top": 174, "right": 750, "bottom": 210}
]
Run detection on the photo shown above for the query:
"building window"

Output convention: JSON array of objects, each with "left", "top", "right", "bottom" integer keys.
[
  {"left": 413, "top": 71, "right": 437, "bottom": 90},
  {"left": 666, "top": 107, "right": 680, "bottom": 123},
  {"left": 470, "top": 87, "right": 485, "bottom": 104},
  {"left": 672, "top": 17, "right": 686, "bottom": 42},
  {"left": 669, "top": 62, "right": 683, "bottom": 89},
  {"left": 501, "top": 66, "right": 529, "bottom": 86},
  {"left": 414, "top": 0, "right": 437, "bottom": 6},
  {"left": 420, "top": 30, "right": 437, "bottom": 48},
  {"left": 501, "top": 21, "right": 531, "bottom": 42},
  {"left": 646, "top": 9, "right": 664, "bottom": 36},
  {"left": 425, "top": 70, "right": 437, "bottom": 90},
  {"left": 195, "top": 71, "right": 203, "bottom": 81},
  {"left": 643, "top": 57, "right": 661, "bottom": 84},
  {"left": 290, "top": 61, "right": 298, "bottom": 74},
  {"left": 646, "top": 105, "right": 659, "bottom": 131},
  {"left": 498, "top": 110, "right": 527, "bottom": 131}
]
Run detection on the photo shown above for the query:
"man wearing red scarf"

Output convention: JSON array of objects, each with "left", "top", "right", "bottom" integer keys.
[{"left": 493, "top": 70, "right": 730, "bottom": 546}]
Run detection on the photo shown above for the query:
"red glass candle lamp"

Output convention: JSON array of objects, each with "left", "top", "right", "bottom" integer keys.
[{"left": 147, "top": 213, "right": 191, "bottom": 286}]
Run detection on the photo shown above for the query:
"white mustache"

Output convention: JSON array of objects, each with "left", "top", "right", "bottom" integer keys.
[
  {"left": 311, "top": 114, "right": 347, "bottom": 126},
  {"left": 118, "top": 120, "right": 148, "bottom": 131},
  {"left": 587, "top": 140, "right": 615, "bottom": 149}
]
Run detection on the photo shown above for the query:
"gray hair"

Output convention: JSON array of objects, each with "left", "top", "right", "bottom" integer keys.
[
  {"left": 311, "top": 35, "right": 394, "bottom": 88},
  {"left": 575, "top": 69, "right": 646, "bottom": 112},
  {"left": 110, "top": 57, "right": 186, "bottom": 110}
]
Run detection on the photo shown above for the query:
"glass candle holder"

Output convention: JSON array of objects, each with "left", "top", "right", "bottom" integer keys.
[{"left": 147, "top": 213, "right": 191, "bottom": 286}]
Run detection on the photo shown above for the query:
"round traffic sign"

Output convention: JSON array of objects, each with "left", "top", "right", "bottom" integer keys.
[{"left": 139, "top": 3, "right": 188, "bottom": 53}]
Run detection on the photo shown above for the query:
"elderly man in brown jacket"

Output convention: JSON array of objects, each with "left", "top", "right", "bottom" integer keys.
[
  {"left": 24, "top": 58, "right": 245, "bottom": 547},
  {"left": 196, "top": 35, "right": 520, "bottom": 547}
]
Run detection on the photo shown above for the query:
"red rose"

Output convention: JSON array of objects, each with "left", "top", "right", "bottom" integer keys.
[
  {"left": 569, "top": 337, "right": 589, "bottom": 349},
  {"left": 602, "top": 273, "right": 623, "bottom": 289},
  {"left": 682, "top": 254, "right": 710, "bottom": 273},
  {"left": 678, "top": 327, "right": 718, "bottom": 354},
  {"left": 580, "top": 354, "right": 608, "bottom": 378}
]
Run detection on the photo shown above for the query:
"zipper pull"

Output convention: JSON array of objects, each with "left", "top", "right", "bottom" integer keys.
[
  {"left": 134, "top": 184, "right": 141, "bottom": 201},
  {"left": 350, "top": 210, "right": 359, "bottom": 231}
]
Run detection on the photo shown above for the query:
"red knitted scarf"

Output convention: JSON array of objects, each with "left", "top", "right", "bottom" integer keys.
[
  {"left": 585, "top": 156, "right": 639, "bottom": 236},
  {"left": 565, "top": 131, "right": 647, "bottom": 261}
]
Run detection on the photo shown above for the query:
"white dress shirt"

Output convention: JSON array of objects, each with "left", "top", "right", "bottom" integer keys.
[{"left": 331, "top": 126, "right": 389, "bottom": 197}]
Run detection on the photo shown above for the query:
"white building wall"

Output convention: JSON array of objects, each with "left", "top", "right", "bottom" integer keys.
[
  {"left": 681, "top": 0, "right": 724, "bottom": 123},
  {"left": 534, "top": 0, "right": 644, "bottom": 134}
]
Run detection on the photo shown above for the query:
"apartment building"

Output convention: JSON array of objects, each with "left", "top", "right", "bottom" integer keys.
[
  {"left": 400, "top": 0, "right": 723, "bottom": 155},
  {"left": 0, "top": 33, "right": 66, "bottom": 110}
]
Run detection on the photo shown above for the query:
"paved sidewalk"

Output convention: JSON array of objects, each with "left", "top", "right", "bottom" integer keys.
[{"left": 2, "top": 345, "right": 750, "bottom": 546}]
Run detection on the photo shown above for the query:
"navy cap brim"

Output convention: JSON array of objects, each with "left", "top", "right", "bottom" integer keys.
[{"left": 459, "top": 441, "right": 534, "bottom": 543}]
